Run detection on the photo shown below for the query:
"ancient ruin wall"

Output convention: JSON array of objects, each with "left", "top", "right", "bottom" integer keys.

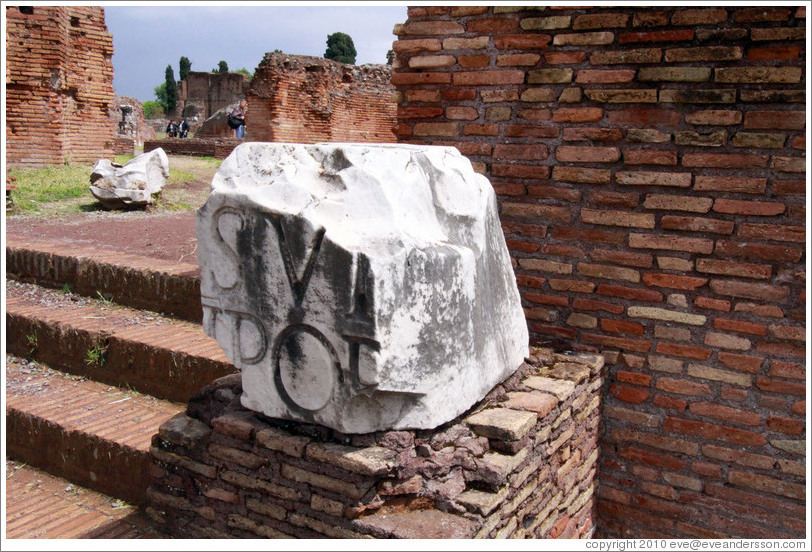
[
  {"left": 392, "top": 5, "right": 806, "bottom": 539},
  {"left": 6, "top": 5, "right": 115, "bottom": 166},
  {"left": 111, "top": 95, "right": 155, "bottom": 152},
  {"left": 148, "top": 349, "right": 603, "bottom": 539},
  {"left": 246, "top": 53, "right": 397, "bottom": 143},
  {"left": 179, "top": 71, "right": 250, "bottom": 123}
]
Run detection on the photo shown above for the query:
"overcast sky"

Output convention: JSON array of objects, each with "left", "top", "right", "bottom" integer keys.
[{"left": 105, "top": 3, "right": 407, "bottom": 102}]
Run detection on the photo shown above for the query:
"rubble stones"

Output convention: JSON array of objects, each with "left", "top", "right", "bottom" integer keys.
[{"left": 148, "top": 347, "right": 604, "bottom": 539}]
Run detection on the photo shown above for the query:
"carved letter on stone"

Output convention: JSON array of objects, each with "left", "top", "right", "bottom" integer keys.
[{"left": 196, "top": 143, "right": 529, "bottom": 433}]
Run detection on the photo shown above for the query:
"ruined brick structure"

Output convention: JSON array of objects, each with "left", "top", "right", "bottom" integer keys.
[
  {"left": 148, "top": 349, "right": 603, "bottom": 538},
  {"left": 110, "top": 95, "right": 155, "bottom": 154},
  {"left": 392, "top": 5, "right": 806, "bottom": 539},
  {"left": 178, "top": 71, "right": 250, "bottom": 124},
  {"left": 6, "top": 5, "right": 115, "bottom": 166},
  {"left": 245, "top": 53, "right": 397, "bottom": 143}
]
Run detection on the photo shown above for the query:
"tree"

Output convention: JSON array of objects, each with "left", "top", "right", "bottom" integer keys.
[
  {"left": 386, "top": 49, "right": 395, "bottom": 65},
  {"left": 235, "top": 67, "right": 253, "bottom": 79},
  {"left": 324, "top": 32, "right": 356, "bottom": 65},
  {"left": 154, "top": 82, "right": 168, "bottom": 113},
  {"left": 179, "top": 56, "right": 191, "bottom": 81},
  {"left": 142, "top": 100, "right": 164, "bottom": 119},
  {"left": 164, "top": 64, "right": 177, "bottom": 114},
  {"left": 217, "top": 60, "right": 229, "bottom": 73}
]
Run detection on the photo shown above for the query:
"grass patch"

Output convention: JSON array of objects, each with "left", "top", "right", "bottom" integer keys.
[
  {"left": 7, "top": 157, "right": 211, "bottom": 216},
  {"left": 114, "top": 154, "right": 136, "bottom": 165},
  {"left": 7, "top": 165, "right": 93, "bottom": 213}
]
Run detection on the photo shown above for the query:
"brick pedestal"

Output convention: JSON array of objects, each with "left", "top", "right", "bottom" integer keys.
[{"left": 147, "top": 347, "right": 604, "bottom": 539}]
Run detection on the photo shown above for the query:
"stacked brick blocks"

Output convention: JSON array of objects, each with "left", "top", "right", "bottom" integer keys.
[
  {"left": 6, "top": 6, "right": 115, "bottom": 166},
  {"left": 246, "top": 53, "right": 397, "bottom": 144},
  {"left": 147, "top": 349, "right": 604, "bottom": 539},
  {"left": 391, "top": 5, "right": 805, "bottom": 539}
]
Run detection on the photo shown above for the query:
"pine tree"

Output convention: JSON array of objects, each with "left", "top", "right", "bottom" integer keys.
[
  {"left": 324, "top": 32, "right": 357, "bottom": 65},
  {"left": 179, "top": 56, "right": 191, "bottom": 81},
  {"left": 164, "top": 64, "right": 177, "bottom": 114}
]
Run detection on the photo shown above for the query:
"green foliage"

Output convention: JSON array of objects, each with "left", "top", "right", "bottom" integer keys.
[
  {"left": 386, "top": 49, "right": 395, "bottom": 65},
  {"left": 215, "top": 60, "right": 229, "bottom": 73},
  {"left": 114, "top": 154, "right": 136, "bottom": 165},
  {"left": 6, "top": 164, "right": 92, "bottom": 213},
  {"left": 61, "top": 283, "right": 73, "bottom": 294},
  {"left": 25, "top": 331, "right": 38, "bottom": 358},
  {"left": 84, "top": 342, "right": 108, "bottom": 367},
  {"left": 142, "top": 100, "right": 164, "bottom": 119},
  {"left": 324, "top": 31, "right": 357, "bottom": 64},
  {"left": 235, "top": 67, "right": 253, "bottom": 79},
  {"left": 164, "top": 64, "right": 178, "bottom": 114},
  {"left": 154, "top": 82, "right": 168, "bottom": 113},
  {"left": 179, "top": 55, "right": 191, "bottom": 81}
]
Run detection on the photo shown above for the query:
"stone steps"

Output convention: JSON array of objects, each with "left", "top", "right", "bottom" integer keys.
[
  {"left": 6, "top": 279, "right": 234, "bottom": 403},
  {"left": 6, "top": 237, "right": 203, "bottom": 322},
  {"left": 6, "top": 356, "right": 185, "bottom": 506},
  {"left": 5, "top": 237, "right": 229, "bottom": 535},
  {"left": 5, "top": 459, "right": 167, "bottom": 538}
]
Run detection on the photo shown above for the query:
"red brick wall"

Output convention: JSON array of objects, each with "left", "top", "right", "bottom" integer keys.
[
  {"left": 143, "top": 138, "right": 242, "bottom": 159},
  {"left": 246, "top": 53, "right": 396, "bottom": 144},
  {"left": 179, "top": 71, "right": 250, "bottom": 122},
  {"left": 6, "top": 5, "right": 115, "bottom": 166},
  {"left": 392, "top": 5, "right": 806, "bottom": 539}
]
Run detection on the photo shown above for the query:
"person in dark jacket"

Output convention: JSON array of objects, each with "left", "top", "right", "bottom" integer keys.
[{"left": 230, "top": 100, "right": 247, "bottom": 138}]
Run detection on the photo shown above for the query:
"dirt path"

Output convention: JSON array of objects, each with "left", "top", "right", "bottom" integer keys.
[{"left": 5, "top": 155, "right": 219, "bottom": 263}]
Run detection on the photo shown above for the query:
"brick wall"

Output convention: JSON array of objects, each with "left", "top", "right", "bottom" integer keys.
[
  {"left": 392, "top": 5, "right": 806, "bottom": 539},
  {"left": 111, "top": 95, "right": 156, "bottom": 147},
  {"left": 6, "top": 5, "right": 115, "bottom": 166},
  {"left": 148, "top": 349, "right": 603, "bottom": 539},
  {"left": 143, "top": 138, "right": 243, "bottom": 159},
  {"left": 245, "top": 53, "right": 397, "bottom": 144},
  {"left": 179, "top": 71, "right": 250, "bottom": 123}
]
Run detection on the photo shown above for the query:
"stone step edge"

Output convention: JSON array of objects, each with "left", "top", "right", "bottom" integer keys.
[
  {"left": 6, "top": 295, "right": 235, "bottom": 404},
  {"left": 5, "top": 460, "right": 168, "bottom": 539},
  {"left": 6, "top": 360, "right": 185, "bottom": 506},
  {"left": 6, "top": 238, "right": 203, "bottom": 323}
]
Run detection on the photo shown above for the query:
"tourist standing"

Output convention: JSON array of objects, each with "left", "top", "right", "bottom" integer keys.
[{"left": 230, "top": 100, "right": 247, "bottom": 138}]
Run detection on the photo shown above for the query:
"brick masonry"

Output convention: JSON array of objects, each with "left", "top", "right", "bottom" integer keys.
[
  {"left": 6, "top": 5, "right": 115, "bottom": 166},
  {"left": 143, "top": 138, "right": 244, "bottom": 159},
  {"left": 246, "top": 53, "right": 397, "bottom": 143},
  {"left": 178, "top": 71, "right": 250, "bottom": 123},
  {"left": 391, "top": 5, "right": 806, "bottom": 539},
  {"left": 147, "top": 349, "right": 604, "bottom": 539}
]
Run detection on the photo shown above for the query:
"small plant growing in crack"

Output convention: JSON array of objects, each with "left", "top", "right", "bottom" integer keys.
[
  {"left": 25, "top": 331, "right": 38, "bottom": 358},
  {"left": 61, "top": 283, "right": 72, "bottom": 294},
  {"left": 84, "top": 342, "right": 108, "bottom": 367},
  {"left": 96, "top": 291, "right": 113, "bottom": 305}
]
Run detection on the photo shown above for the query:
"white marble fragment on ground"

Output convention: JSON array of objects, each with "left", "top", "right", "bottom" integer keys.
[
  {"left": 89, "top": 147, "right": 169, "bottom": 209},
  {"left": 196, "top": 142, "right": 529, "bottom": 433}
]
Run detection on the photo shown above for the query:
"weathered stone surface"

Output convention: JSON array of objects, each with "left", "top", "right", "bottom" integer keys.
[
  {"left": 523, "top": 376, "right": 576, "bottom": 401},
  {"left": 195, "top": 102, "right": 240, "bottom": 138},
  {"left": 465, "top": 408, "right": 537, "bottom": 440},
  {"left": 89, "top": 147, "right": 169, "bottom": 209},
  {"left": 305, "top": 442, "right": 397, "bottom": 476},
  {"left": 196, "top": 143, "right": 528, "bottom": 433},
  {"left": 158, "top": 412, "right": 212, "bottom": 447},
  {"left": 353, "top": 508, "right": 478, "bottom": 538}
]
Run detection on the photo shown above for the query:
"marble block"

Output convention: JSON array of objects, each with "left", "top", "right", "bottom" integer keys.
[
  {"left": 89, "top": 147, "right": 169, "bottom": 209},
  {"left": 196, "top": 142, "right": 528, "bottom": 433}
]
